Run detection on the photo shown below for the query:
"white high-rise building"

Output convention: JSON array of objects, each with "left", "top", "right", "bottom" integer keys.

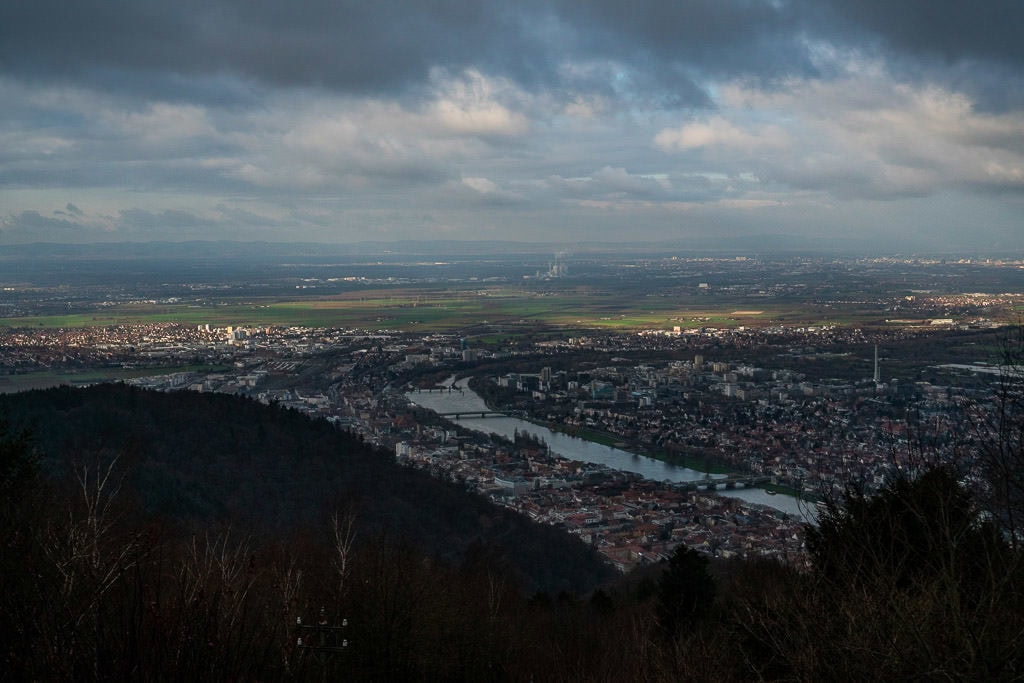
[{"left": 873, "top": 345, "right": 881, "bottom": 384}]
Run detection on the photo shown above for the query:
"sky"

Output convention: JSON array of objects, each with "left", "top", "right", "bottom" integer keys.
[{"left": 1, "top": 0, "right": 1023, "bottom": 251}]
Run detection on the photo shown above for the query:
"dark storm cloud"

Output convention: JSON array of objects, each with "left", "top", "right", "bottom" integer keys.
[
  {"left": 4, "top": 1, "right": 1018, "bottom": 107},
  {"left": 0, "top": 1, "right": 550, "bottom": 95},
  {"left": 0, "top": 0, "right": 803, "bottom": 107},
  {"left": 561, "top": 0, "right": 810, "bottom": 77},
  {"left": 799, "top": 0, "right": 1024, "bottom": 108},
  {"left": 808, "top": 0, "right": 1024, "bottom": 68}
]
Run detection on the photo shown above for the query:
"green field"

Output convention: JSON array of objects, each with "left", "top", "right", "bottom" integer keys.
[
  {"left": 0, "top": 286, "right": 890, "bottom": 333},
  {"left": 0, "top": 364, "right": 229, "bottom": 394}
]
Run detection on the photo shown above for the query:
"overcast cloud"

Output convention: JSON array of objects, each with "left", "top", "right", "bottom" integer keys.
[{"left": 1, "top": 0, "right": 1022, "bottom": 250}]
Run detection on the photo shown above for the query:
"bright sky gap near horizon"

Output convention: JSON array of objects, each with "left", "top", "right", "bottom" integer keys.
[{"left": 1, "top": 1, "right": 1022, "bottom": 251}]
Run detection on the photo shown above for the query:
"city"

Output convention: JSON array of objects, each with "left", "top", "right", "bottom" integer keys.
[{"left": 3, "top": 251, "right": 1017, "bottom": 572}]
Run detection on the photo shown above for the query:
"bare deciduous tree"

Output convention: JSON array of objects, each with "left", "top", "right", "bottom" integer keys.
[
  {"left": 331, "top": 508, "right": 356, "bottom": 596},
  {"left": 970, "top": 327, "right": 1024, "bottom": 546}
]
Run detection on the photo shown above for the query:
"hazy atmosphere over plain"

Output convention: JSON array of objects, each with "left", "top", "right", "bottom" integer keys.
[{"left": 1, "top": 1, "right": 1023, "bottom": 250}]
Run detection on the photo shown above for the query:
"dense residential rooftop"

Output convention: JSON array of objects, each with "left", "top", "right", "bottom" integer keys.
[{"left": 4, "top": 317, "right": 1003, "bottom": 572}]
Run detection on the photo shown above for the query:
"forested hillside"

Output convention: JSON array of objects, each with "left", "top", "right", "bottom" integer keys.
[{"left": 0, "top": 384, "right": 613, "bottom": 593}]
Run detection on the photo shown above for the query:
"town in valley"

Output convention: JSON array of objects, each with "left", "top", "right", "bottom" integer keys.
[{"left": 2, "top": 245, "right": 1021, "bottom": 571}]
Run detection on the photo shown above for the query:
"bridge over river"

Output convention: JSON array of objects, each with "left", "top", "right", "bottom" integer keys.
[
  {"left": 436, "top": 410, "right": 514, "bottom": 419},
  {"left": 680, "top": 475, "right": 773, "bottom": 491}
]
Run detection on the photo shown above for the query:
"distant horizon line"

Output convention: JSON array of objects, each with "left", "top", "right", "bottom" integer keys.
[{"left": 1, "top": 238, "right": 1021, "bottom": 260}]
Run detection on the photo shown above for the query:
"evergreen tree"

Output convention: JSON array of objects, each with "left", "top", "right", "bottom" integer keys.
[{"left": 655, "top": 545, "right": 715, "bottom": 637}]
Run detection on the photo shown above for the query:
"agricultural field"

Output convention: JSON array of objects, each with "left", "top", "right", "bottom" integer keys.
[
  {"left": 3, "top": 250, "right": 1021, "bottom": 334},
  {"left": 0, "top": 286, "right": 875, "bottom": 333},
  {"left": 0, "top": 364, "right": 228, "bottom": 394}
]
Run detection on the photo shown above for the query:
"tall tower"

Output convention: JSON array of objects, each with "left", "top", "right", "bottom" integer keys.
[{"left": 873, "top": 345, "right": 880, "bottom": 384}]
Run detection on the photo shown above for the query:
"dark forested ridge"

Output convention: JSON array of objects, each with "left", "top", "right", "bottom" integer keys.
[{"left": 0, "top": 383, "right": 612, "bottom": 594}]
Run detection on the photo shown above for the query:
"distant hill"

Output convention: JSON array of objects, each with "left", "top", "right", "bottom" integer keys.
[
  {"left": 0, "top": 235, "right": 940, "bottom": 261},
  {"left": 0, "top": 383, "right": 613, "bottom": 595}
]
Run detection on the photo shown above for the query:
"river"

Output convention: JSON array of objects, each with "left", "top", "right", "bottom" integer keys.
[{"left": 407, "top": 377, "right": 813, "bottom": 519}]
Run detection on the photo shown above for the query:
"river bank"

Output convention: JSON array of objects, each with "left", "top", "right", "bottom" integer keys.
[
  {"left": 523, "top": 413, "right": 819, "bottom": 505},
  {"left": 410, "top": 377, "right": 815, "bottom": 519},
  {"left": 523, "top": 417, "right": 735, "bottom": 476}
]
